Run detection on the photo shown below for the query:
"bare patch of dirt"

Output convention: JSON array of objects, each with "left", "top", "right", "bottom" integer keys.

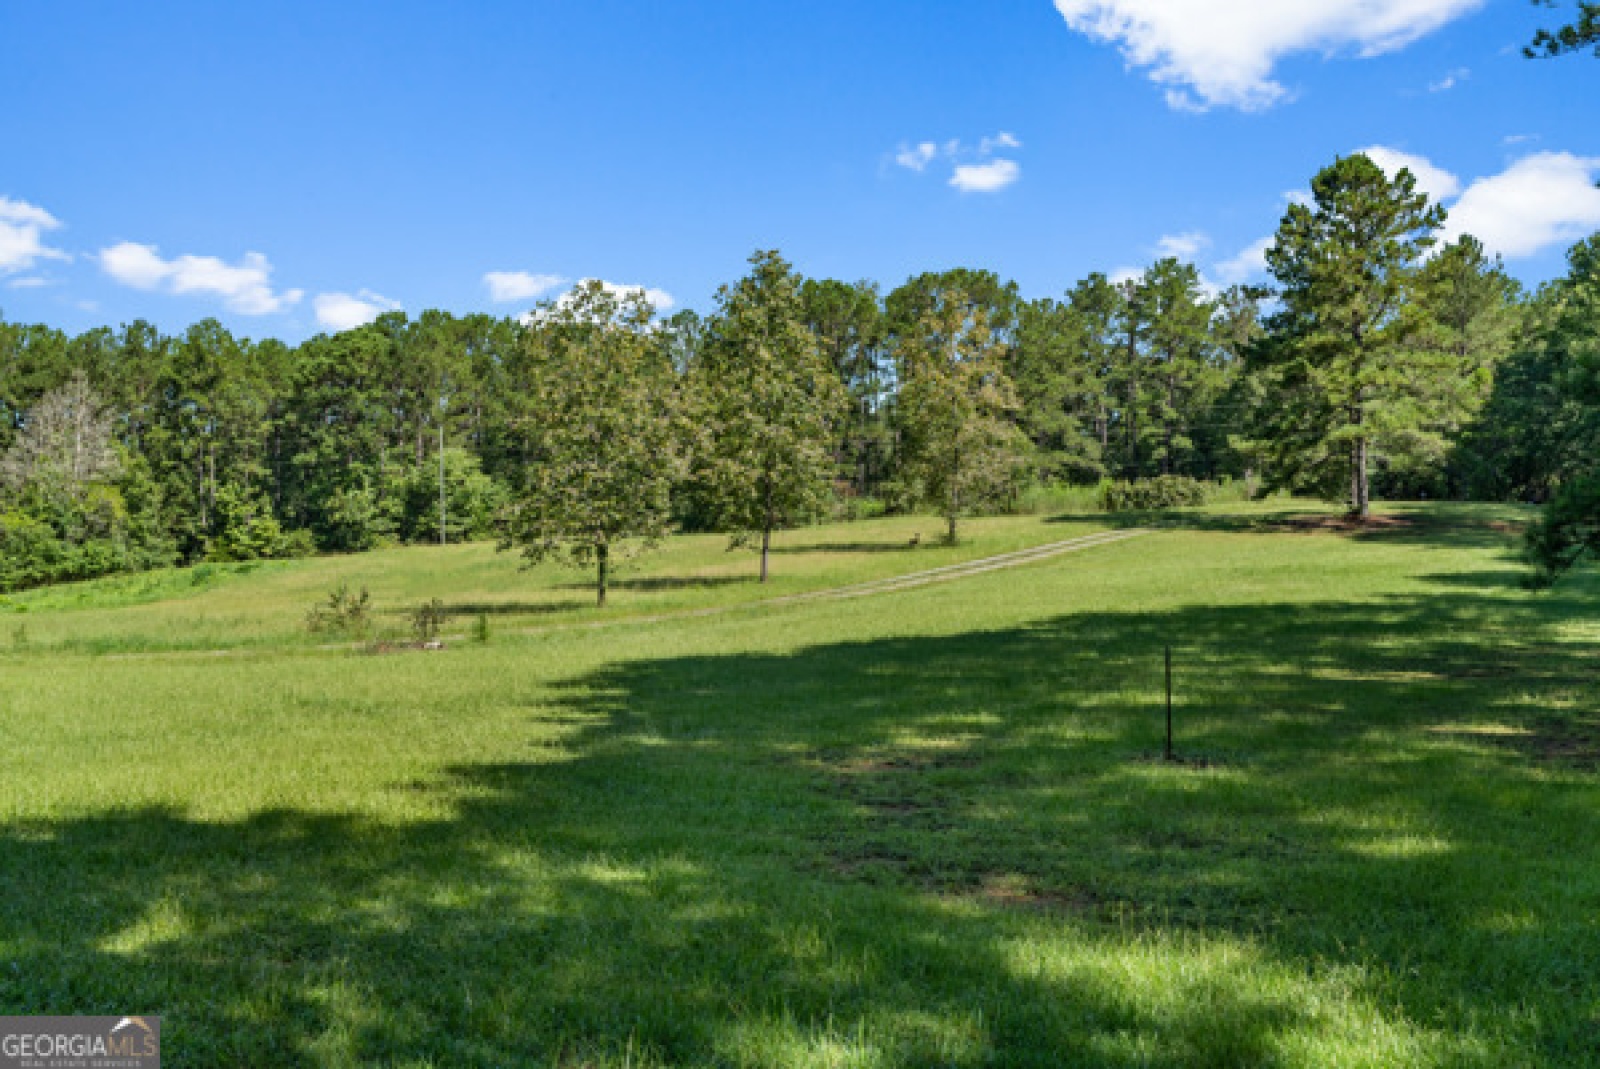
[
  {"left": 1527, "top": 717, "right": 1600, "bottom": 769},
  {"left": 1429, "top": 718, "right": 1600, "bottom": 770},
  {"left": 1274, "top": 514, "right": 1419, "bottom": 534},
  {"left": 362, "top": 639, "right": 446, "bottom": 655},
  {"left": 970, "top": 873, "right": 1099, "bottom": 914}
]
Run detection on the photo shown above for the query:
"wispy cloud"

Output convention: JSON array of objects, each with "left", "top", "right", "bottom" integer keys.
[
  {"left": 1053, "top": 0, "right": 1484, "bottom": 111},
  {"left": 1213, "top": 236, "right": 1274, "bottom": 286},
  {"left": 99, "top": 242, "right": 302, "bottom": 314},
  {"left": 1428, "top": 67, "right": 1469, "bottom": 92},
  {"left": 894, "top": 142, "right": 940, "bottom": 172},
  {"left": 896, "top": 132, "right": 1023, "bottom": 194},
  {"left": 1156, "top": 231, "right": 1211, "bottom": 259},
  {"left": 484, "top": 270, "right": 566, "bottom": 303}
]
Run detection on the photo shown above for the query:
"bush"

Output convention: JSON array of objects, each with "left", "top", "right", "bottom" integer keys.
[
  {"left": 1099, "top": 476, "right": 1211, "bottom": 512},
  {"left": 305, "top": 582, "right": 373, "bottom": 635},
  {"left": 209, "top": 486, "right": 292, "bottom": 562},
  {"left": 409, "top": 598, "right": 450, "bottom": 643},
  {"left": 391, "top": 450, "right": 507, "bottom": 544}
]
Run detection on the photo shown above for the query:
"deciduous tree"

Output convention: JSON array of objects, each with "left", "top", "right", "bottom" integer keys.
[
  {"left": 689, "top": 250, "right": 846, "bottom": 581},
  {"left": 893, "top": 288, "right": 1028, "bottom": 543},
  {"left": 499, "top": 280, "right": 683, "bottom": 606}
]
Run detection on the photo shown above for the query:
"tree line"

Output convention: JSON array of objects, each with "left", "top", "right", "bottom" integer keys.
[{"left": 3, "top": 154, "right": 1599, "bottom": 600}]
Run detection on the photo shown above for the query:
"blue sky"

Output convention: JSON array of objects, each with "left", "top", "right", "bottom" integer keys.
[{"left": 1, "top": 1, "right": 1595, "bottom": 340}]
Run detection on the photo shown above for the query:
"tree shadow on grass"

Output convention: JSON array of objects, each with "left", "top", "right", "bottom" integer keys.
[
  {"left": 768, "top": 541, "right": 924, "bottom": 555},
  {"left": 560, "top": 575, "right": 758, "bottom": 592},
  {"left": 394, "top": 599, "right": 585, "bottom": 618},
  {"left": 1046, "top": 504, "right": 1532, "bottom": 553},
  {"left": 3, "top": 579, "right": 1598, "bottom": 1065}
]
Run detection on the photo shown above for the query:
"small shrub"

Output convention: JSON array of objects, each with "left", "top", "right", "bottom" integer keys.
[
  {"left": 305, "top": 582, "right": 372, "bottom": 635},
  {"left": 1099, "top": 476, "right": 1211, "bottom": 512},
  {"left": 278, "top": 529, "right": 318, "bottom": 558},
  {"left": 471, "top": 612, "right": 491, "bottom": 644},
  {"left": 409, "top": 598, "right": 450, "bottom": 644}
]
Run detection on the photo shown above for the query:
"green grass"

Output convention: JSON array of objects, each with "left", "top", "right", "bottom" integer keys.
[{"left": 3, "top": 502, "right": 1598, "bottom": 1066}]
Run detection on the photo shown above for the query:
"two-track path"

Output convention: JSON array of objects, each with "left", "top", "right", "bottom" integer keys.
[{"left": 764, "top": 527, "right": 1151, "bottom": 606}]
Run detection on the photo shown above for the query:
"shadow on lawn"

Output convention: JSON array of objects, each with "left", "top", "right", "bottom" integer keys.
[
  {"left": 1047, "top": 503, "right": 1531, "bottom": 553},
  {"left": 2, "top": 572, "right": 1598, "bottom": 1066}
]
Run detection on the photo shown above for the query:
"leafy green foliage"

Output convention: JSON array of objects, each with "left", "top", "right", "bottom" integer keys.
[
  {"left": 688, "top": 250, "right": 847, "bottom": 579},
  {"left": 1099, "top": 475, "right": 1211, "bottom": 511},
  {"left": 892, "top": 288, "right": 1029, "bottom": 543},
  {"left": 498, "top": 280, "right": 684, "bottom": 606},
  {"left": 1520, "top": 235, "right": 1600, "bottom": 580}
]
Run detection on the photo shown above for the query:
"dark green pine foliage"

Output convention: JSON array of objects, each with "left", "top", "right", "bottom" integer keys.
[
  {"left": 1526, "top": 1, "right": 1600, "bottom": 57},
  {"left": 799, "top": 278, "right": 889, "bottom": 501},
  {"left": 1251, "top": 153, "right": 1445, "bottom": 518},
  {"left": 1523, "top": 235, "right": 1600, "bottom": 580}
]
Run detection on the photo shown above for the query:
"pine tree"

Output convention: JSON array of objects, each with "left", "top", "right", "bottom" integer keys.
[{"left": 1253, "top": 153, "right": 1445, "bottom": 518}]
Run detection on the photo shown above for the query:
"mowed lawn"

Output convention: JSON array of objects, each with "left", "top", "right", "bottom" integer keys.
[{"left": 2, "top": 504, "right": 1598, "bottom": 1067}]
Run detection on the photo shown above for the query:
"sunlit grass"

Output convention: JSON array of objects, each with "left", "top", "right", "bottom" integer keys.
[{"left": 2, "top": 501, "right": 1598, "bottom": 1066}]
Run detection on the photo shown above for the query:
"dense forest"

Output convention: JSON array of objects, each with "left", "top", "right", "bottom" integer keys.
[{"left": 3, "top": 153, "right": 1598, "bottom": 596}]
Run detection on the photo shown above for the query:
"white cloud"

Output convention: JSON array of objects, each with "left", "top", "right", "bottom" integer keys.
[
  {"left": 99, "top": 242, "right": 303, "bottom": 314},
  {"left": 6, "top": 276, "right": 53, "bottom": 289},
  {"left": 894, "top": 132, "right": 1023, "bottom": 192},
  {"left": 1110, "top": 266, "right": 1144, "bottom": 286},
  {"left": 1357, "top": 145, "right": 1462, "bottom": 201},
  {"left": 1156, "top": 231, "right": 1211, "bottom": 259},
  {"left": 979, "top": 132, "right": 1023, "bottom": 154},
  {"left": 1053, "top": 0, "right": 1484, "bottom": 111},
  {"left": 0, "top": 195, "right": 70, "bottom": 275},
  {"left": 950, "top": 159, "right": 1020, "bottom": 194},
  {"left": 1213, "top": 236, "right": 1274, "bottom": 285},
  {"left": 313, "top": 289, "right": 401, "bottom": 332},
  {"left": 1428, "top": 66, "right": 1469, "bottom": 92},
  {"left": 895, "top": 142, "right": 939, "bottom": 172},
  {"left": 1443, "top": 152, "right": 1600, "bottom": 259},
  {"left": 484, "top": 270, "right": 566, "bottom": 302}
]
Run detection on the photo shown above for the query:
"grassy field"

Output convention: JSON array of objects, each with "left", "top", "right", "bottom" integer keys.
[{"left": 2, "top": 502, "right": 1598, "bottom": 1067}]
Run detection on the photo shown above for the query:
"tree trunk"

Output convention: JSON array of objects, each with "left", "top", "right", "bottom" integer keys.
[
  {"left": 760, "top": 476, "right": 773, "bottom": 583},
  {"left": 947, "top": 510, "right": 958, "bottom": 544},
  {"left": 1350, "top": 402, "right": 1370, "bottom": 521},
  {"left": 596, "top": 543, "right": 608, "bottom": 608},
  {"left": 1354, "top": 435, "right": 1370, "bottom": 520}
]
